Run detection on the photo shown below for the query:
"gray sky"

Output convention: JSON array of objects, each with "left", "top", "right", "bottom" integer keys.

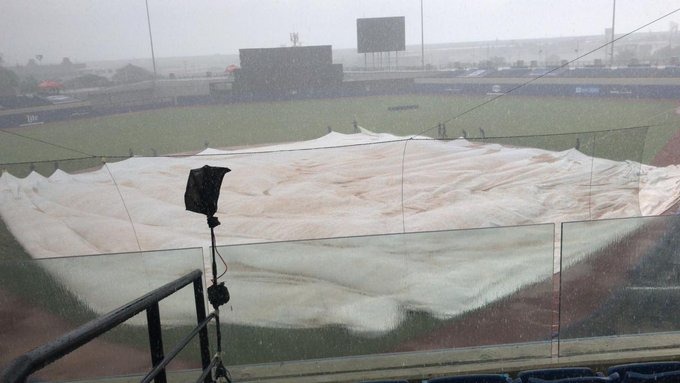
[{"left": 2, "top": 0, "right": 680, "bottom": 64}]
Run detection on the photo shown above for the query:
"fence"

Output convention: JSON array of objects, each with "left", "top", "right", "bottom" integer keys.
[
  {"left": 0, "top": 268, "right": 214, "bottom": 383},
  {"left": 2, "top": 127, "right": 679, "bottom": 380},
  {"left": 2, "top": 214, "right": 680, "bottom": 381}
]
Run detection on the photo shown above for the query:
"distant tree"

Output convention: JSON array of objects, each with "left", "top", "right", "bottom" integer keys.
[
  {"left": 651, "top": 45, "right": 680, "bottom": 63},
  {"left": 614, "top": 49, "right": 637, "bottom": 65},
  {"left": 0, "top": 66, "right": 19, "bottom": 96},
  {"left": 479, "top": 60, "right": 493, "bottom": 69},
  {"left": 112, "top": 64, "right": 153, "bottom": 84},
  {"left": 489, "top": 56, "right": 506, "bottom": 66},
  {"left": 19, "top": 75, "right": 39, "bottom": 94},
  {"left": 61, "top": 57, "right": 73, "bottom": 66},
  {"left": 478, "top": 56, "right": 505, "bottom": 69},
  {"left": 545, "top": 54, "right": 561, "bottom": 66},
  {"left": 64, "top": 74, "right": 111, "bottom": 89}
]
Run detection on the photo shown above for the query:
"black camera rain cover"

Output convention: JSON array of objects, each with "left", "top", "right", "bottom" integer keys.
[{"left": 184, "top": 165, "right": 231, "bottom": 217}]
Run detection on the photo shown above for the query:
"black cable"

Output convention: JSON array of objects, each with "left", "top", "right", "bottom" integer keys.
[
  {"left": 103, "top": 163, "right": 143, "bottom": 252},
  {"left": 398, "top": 6, "right": 680, "bottom": 233},
  {"left": 1, "top": 9, "right": 678, "bottom": 166},
  {"left": 216, "top": 247, "right": 228, "bottom": 280},
  {"left": 411, "top": 123, "right": 660, "bottom": 141},
  {"left": 0, "top": 139, "right": 412, "bottom": 167},
  {"left": 0, "top": 122, "right": 669, "bottom": 167},
  {"left": 0, "top": 155, "right": 99, "bottom": 167},
  {"left": 413, "top": 6, "right": 680, "bottom": 138},
  {"left": 0, "top": 128, "right": 95, "bottom": 157},
  {"left": 119, "top": 138, "right": 410, "bottom": 158}
]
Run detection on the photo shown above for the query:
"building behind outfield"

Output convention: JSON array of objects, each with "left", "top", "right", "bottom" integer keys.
[{"left": 234, "top": 45, "right": 343, "bottom": 100}]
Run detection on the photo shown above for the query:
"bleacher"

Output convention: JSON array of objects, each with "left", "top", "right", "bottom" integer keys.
[
  {"left": 546, "top": 66, "right": 680, "bottom": 78},
  {"left": 363, "top": 362, "right": 680, "bottom": 383},
  {"left": 438, "top": 65, "right": 680, "bottom": 79},
  {"left": 484, "top": 68, "right": 532, "bottom": 77}
]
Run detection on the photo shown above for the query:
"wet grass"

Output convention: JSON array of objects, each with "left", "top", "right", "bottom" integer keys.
[
  {"left": 1, "top": 95, "right": 677, "bottom": 171},
  {"left": 2, "top": 94, "right": 680, "bottom": 374}
]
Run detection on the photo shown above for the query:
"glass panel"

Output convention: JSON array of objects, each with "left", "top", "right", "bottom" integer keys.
[
  {"left": 2, "top": 125, "right": 655, "bottom": 260},
  {"left": 559, "top": 215, "right": 680, "bottom": 356},
  {"left": 1, "top": 139, "right": 408, "bottom": 259},
  {"left": 0, "top": 158, "right": 144, "bottom": 258},
  {"left": 215, "top": 224, "right": 555, "bottom": 367},
  {"left": 221, "top": 141, "right": 407, "bottom": 240},
  {"left": 0, "top": 247, "right": 205, "bottom": 382}
]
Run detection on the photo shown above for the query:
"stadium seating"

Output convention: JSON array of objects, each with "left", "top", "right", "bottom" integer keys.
[
  {"left": 525, "top": 375, "right": 619, "bottom": 383},
  {"left": 360, "top": 380, "right": 410, "bottom": 383},
  {"left": 424, "top": 374, "right": 513, "bottom": 383},
  {"left": 607, "top": 361, "right": 680, "bottom": 382},
  {"left": 403, "top": 362, "right": 680, "bottom": 383},
  {"left": 621, "top": 370, "right": 680, "bottom": 383},
  {"left": 483, "top": 68, "right": 530, "bottom": 78},
  {"left": 607, "top": 361, "right": 680, "bottom": 376},
  {"left": 517, "top": 367, "right": 600, "bottom": 383},
  {"left": 456, "top": 65, "right": 680, "bottom": 79}
]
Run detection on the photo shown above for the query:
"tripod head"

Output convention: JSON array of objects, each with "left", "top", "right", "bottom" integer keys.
[{"left": 208, "top": 216, "right": 220, "bottom": 229}]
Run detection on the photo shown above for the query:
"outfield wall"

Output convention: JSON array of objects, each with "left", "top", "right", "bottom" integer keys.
[
  {"left": 2, "top": 75, "right": 680, "bottom": 128},
  {"left": 413, "top": 77, "right": 680, "bottom": 99},
  {"left": 0, "top": 101, "right": 91, "bottom": 128}
]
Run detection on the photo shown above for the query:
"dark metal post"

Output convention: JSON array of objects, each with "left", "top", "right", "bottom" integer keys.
[
  {"left": 556, "top": 222, "right": 565, "bottom": 358},
  {"left": 146, "top": 303, "right": 167, "bottom": 383},
  {"left": 421, "top": 0, "right": 425, "bottom": 70},
  {"left": 145, "top": 0, "right": 158, "bottom": 79},
  {"left": 1, "top": 270, "right": 202, "bottom": 383},
  {"left": 610, "top": 0, "right": 616, "bottom": 66},
  {"left": 193, "top": 278, "right": 211, "bottom": 383}
]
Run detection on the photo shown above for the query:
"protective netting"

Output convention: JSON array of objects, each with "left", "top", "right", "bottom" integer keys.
[
  {"left": 4, "top": 126, "right": 680, "bottom": 369},
  {"left": 1, "top": 126, "right": 673, "bottom": 259}
]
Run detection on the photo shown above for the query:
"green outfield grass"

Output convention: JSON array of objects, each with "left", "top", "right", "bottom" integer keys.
[
  {"left": 2, "top": 94, "right": 680, "bottom": 375},
  {"left": 1, "top": 94, "right": 678, "bottom": 169}
]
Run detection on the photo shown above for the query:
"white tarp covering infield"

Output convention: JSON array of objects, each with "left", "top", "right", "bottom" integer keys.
[{"left": 2, "top": 130, "right": 680, "bottom": 332}]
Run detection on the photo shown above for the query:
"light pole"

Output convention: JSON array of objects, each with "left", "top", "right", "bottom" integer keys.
[
  {"left": 421, "top": 0, "right": 425, "bottom": 70},
  {"left": 146, "top": 0, "right": 157, "bottom": 79},
  {"left": 575, "top": 39, "right": 580, "bottom": 67},
  {"left": 610, "top": 0, "right": 616, "bottom": 66}
]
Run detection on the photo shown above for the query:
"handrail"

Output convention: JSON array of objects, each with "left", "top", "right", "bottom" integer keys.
[
  {"left": 195, "top": 356, "right": 220, "bottom": 383},
  {"left": 141, "top": 312, "right": 217, "bottom": 383},
  {"left": 0, "top": 269, "right": 211, "bottom": 383}
]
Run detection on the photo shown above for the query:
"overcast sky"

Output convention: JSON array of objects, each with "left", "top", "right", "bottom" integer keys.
[{"left": 2, "top": 0, "right": 680, "bottom": 65}]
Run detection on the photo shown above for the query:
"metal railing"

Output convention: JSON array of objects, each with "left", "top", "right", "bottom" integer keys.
[{"left": 0, "top": 269, "right": 216, "bottom": 383}]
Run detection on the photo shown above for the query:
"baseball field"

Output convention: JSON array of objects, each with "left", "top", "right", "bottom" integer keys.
[
  {"left": 2, "top": 93, "right": 680, "bottom": 380},
  {"left": 1, "top": 94, "right": 679, "bottom": 168}
]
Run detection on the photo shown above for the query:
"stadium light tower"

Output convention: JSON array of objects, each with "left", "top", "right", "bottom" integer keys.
[
  {"left": 146, "top": 0, "right": 158, "bottom": 79},
  {"left": 610, "top": 0, "right": 616, "bottom": 66},
  {"left": 421, "top": 0, "right": 425, "bottom": 70}
]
